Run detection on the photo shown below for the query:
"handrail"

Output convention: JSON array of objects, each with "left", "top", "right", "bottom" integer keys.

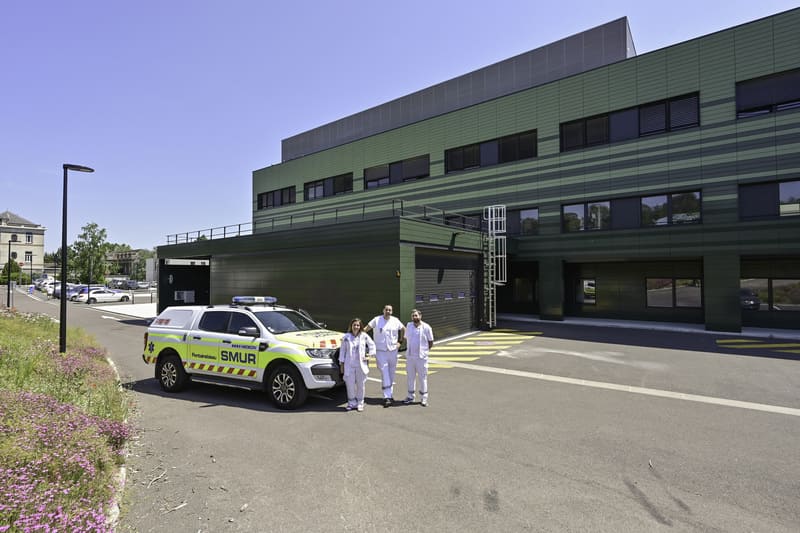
[{"left": 165, "top": 199, "right": 481, "bottom": 245}]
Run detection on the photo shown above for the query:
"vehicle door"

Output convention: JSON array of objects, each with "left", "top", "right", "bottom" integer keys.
[
  {"left": 94, "top": 289, "right": 115, "bottom": 302},
  {"left": 187, "top": 310, "right": 232, "bottom": 376},
  {"left": 220, "top": 311, "right": 265, "bottom": 383}
]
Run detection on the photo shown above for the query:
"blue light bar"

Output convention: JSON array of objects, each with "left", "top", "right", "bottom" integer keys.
[{"left": 232, "top": 296, "right": 278, "bottom": 305}]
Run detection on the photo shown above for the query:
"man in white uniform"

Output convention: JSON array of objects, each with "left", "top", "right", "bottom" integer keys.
[
  {"left": 404, "top": 309, "right": 434, "bottom": 407},
  {"left": 364, "top": 304, "right": 405, "bottom": 407}
]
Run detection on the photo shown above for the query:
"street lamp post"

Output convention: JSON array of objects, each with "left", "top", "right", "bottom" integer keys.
[
  {"left": 6, "top": 236, "right": 17, "bottom": 308},
  {"left": 60, "top": 163, "right": 94, "bottom": 353}
]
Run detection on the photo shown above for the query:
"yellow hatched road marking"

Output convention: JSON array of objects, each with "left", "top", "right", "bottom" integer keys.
[
  {"left": 428, "top": 356, "right": 481, "bottom": 361},
  {"left": 431, "top": 344, "right": 511, "bottom": 353},
  {"left": 725, "top": 343, "right": 800, "bottom": 349},
  {"left": 716, "top": 339, "right": 762, "bottom": 344},
  {"left": 430, "top": 351, "right": 495, "bottom": 356},
  {"left": 777, "top": 349, "right": 800, "bottom": 354}
]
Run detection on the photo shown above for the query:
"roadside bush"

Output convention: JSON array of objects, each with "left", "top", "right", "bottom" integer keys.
[{"left": 0, "top": 309, "right": 131, "bottom": 532}]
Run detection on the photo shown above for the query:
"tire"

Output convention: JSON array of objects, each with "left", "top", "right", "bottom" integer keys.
[
  {"left": 120, "top": 295, "right": 130, "bottom": 302},
  {"left": 88, "top": 298, "right": 96, "bottom": 304},
  {"left": 156, "top": 354, "right": 188, "bottom": 392},
  {"left": 266, "top": 364, "right": 308, "bottom": 410}
]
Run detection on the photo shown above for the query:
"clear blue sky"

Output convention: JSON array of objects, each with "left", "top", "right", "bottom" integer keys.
[{"left": 2, "top": 0, "right": 797, "bottom": 251}]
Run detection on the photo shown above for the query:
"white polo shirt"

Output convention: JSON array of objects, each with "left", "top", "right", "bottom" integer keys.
[{"left": 368, "top": 315, "right": 404, "bottom": 351}]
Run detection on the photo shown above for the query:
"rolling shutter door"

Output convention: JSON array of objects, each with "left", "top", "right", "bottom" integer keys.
[{"left": 415, "top": 249, "right": 479, "bottom": 338}]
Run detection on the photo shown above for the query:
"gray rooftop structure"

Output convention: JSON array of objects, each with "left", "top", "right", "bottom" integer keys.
[{"left": 281, "top": 17, "right": 636, "bottom": 162}]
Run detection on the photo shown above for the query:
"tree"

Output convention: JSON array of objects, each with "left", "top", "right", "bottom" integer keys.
[
  {"left": 1, "top": 257, "right": 21, "bottom": 284},
  {"left": 71, "top": 222, "right": 110, "bottom": 284}
]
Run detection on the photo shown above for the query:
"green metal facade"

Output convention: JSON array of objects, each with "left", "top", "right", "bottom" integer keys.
[{"left": 248, "top": 9, "right": 800, "bottom": 332}]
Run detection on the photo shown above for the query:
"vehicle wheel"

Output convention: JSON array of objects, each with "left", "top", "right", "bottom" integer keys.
[
  {"left": 88, "top": 298, "right": 96, "bottom": 304},
  {"left": 266, "top": 364, "right": 308, "bottom": 410},
  {"left": 120, "top": 295, "right": 130, "bottom": 302},
  {"left": 156, "top": 354, "right": 188, "bottom": 392}
]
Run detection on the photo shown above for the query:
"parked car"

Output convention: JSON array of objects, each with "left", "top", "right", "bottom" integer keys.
[
  {"left": 70, "top": 286, "right": 106, "bottom": 301},
  {"left": 75, "top": 288, "right": 130, "bottom": 304},
  {"left": 136, "top": 281, "right": 150, "bottom": 289}
]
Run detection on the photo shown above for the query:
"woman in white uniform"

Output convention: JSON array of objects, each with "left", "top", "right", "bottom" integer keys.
[{"left": 339, "top": 318, "right": 376, "bottom": 412}]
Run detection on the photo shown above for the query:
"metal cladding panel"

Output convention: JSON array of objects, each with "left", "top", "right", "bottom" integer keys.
[{"left": 281, "top": 18, "right": 633, "bottom": 161}]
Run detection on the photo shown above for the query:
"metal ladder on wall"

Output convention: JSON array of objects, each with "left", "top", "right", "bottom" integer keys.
[{"left": 483, "top": 205, "right": 507, "bottom": 329}]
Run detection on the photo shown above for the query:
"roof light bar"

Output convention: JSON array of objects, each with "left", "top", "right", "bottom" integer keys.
[{"left": 232, "top": 296, "right": 278, "bottom": 306}]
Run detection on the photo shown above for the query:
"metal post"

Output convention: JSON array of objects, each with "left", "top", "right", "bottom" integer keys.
[
  {"left": 60, "top": 164, "right": 94, "bottom": 353},
  {"left": 6, "top": 240, "right": 11, "bottom": 308}
]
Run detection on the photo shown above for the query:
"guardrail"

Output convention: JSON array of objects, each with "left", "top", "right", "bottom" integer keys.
[{"left": 166, "top": 200, "right": 482, "bottom": 244}]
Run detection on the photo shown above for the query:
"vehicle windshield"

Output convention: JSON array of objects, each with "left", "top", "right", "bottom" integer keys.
[{"left": 252, "top": 310, "right": 321, "bottom": 334}]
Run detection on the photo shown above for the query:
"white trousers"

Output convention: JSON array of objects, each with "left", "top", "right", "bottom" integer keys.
[
  {"left": 405, "top": 355, "right": 428, "bottom": 401},
  {"left": 344, "top": 369, "right": 368, "bottom": 407},
  {"left": 375, "top": 349, "right": 398, "bottom": 399}
]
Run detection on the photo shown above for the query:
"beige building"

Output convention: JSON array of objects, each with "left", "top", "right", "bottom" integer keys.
[{"left": 0, "top": 211, "right": 46, "bottom": 278}]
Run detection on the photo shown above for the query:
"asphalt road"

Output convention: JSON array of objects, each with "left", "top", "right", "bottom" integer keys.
[{"left": 11, "top": 292, "right": 800, "bottom": 532}]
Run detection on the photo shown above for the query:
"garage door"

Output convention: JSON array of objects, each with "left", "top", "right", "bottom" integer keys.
[{"left": 415, "top": 249, "right": 480, "bottom": 339}]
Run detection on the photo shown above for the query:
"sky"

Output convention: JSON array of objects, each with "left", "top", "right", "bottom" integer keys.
[{"left": 2, "top": 0, "right": 798, "bottom": 251}]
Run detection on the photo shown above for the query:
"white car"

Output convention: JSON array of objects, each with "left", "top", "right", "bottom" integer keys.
[{"left": 75, "top": 288, "right": 131, "bottom": 304}]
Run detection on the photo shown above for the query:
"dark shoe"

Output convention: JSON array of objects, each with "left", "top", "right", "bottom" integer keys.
[
  {"left": 403, "top": 397, "right": 414, "bottom": 405},
  {"left": 383, "top": 398, "right": 392, "bottom": 408}
]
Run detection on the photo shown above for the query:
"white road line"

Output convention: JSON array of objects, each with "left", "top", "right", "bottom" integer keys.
[{"left": 431, "top": 360, "right": 800, "bottom": 417}]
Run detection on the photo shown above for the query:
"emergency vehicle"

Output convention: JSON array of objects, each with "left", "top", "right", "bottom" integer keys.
[{"left": 143, "top": 296, "right": 343, "bottom": 409}]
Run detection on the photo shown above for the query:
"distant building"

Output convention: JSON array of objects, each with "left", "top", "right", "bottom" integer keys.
[
  {"left": 0, "top": 211, "right": 45, "bottom": 278},
  {"left": 106, "top": 249, "right": 146, "bottom": 278}
]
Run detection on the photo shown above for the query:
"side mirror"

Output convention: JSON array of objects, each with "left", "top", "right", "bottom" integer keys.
[{"left": 238, "top": 326, "right": 260, "bottom": 337}]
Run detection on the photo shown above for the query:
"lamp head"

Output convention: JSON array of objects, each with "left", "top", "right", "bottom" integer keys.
[{"left": 63, "top": 164, "right": 94, "bottom": 173}]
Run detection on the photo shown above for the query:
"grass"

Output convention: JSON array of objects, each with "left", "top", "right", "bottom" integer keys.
[{"left": 0, "top": 309, "right": 132, "bottom": 532}]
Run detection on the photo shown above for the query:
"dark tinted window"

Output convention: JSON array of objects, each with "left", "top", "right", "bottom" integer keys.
[
  {"left": 669, "top": 94, "right": 699, "bottom": 129},
  {"left": 639, "top": 101, "right": 667, "bottom": 136},
  {"left": 739, "top": 182, "right": 779, "bottom": 219},
  {"left": 561, "top": 120, "right": 585, "bottom": 151},
  {"left": 737, "top": 69, "right": 800, "bottom": 117},
  {"left": 229, "top": 313, "right": 258, "bottom": 334},
  {"left": 610, "top": 197, "right": 640, "bottom": 229},
  {"left": 609, "top": 108, "right": 639, "bottom": 142},
  {"left": 585, "top": 115, "right": 609, "bottom": 146},
  {"left": 199, "top": 311, "right": 230, "bottom": 333}
]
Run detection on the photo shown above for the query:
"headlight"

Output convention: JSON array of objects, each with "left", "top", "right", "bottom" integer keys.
[{"left": 306, "top": 348, "right": 335, "bottom": 358}]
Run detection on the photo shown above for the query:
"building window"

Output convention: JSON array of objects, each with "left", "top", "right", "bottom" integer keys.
[
  {"left": 577, "top": 279, "right": 596, "bottom": 305},
  {"left": 25, "top": 232, "right": 33, "bottom": 243},
  {"left": 779, "top": 180, "right": 800, "bottom": 217},
  {"left": 646, "top": 278, "right": 702, "bottom": 308},
  {"left": 520, "top": 208, "right": 539, "bottom": 235},
  {"left": 560, "top": 93, "right": 699, "bottom": 152},
  {"left": 304, "top": 172, "right": 353, "bottom": 201},
  {"left": 736, "top": 68, "right": 800, "bottom": 118},
  {"left": 587, "top": 201, "right": 610, "bottom": 230},
  {"left": 364, "top": 155, "right": 429, "bottom": 189},
  {"left": 646, "top": 278, "right": 674, "bottom": 307},
  {"left": 445, "top": 130, "right": 537, "bottom": 173},
  {"left": 675, "top": 279, "right": 702, "bottom": 308},
  {"left": 773, "top": 279, "right": 800, "bottom": 312},
  {"left": 562, "top": 204, "right": 585, "bottom": 232},
  {"left": 257, "top": 186, "right": 296, "bottom": 210},
  {"left": 24, "top": 252, "right": 32, "bottom": 263},
  {"left": 740, "top": 179, "right": 800, "bottom": 220},
  {"left": 669, "top": 191, "right": 702, "bottom": 224},
  {"left": 305, "top": 180, "right": 324, "bottom": 201},
  {"left": 740, "top": 279, "right": 767, "bottom": 311},
  {"left": 641, "top": 195, "right": 669, "bottom": 226},
  {"left": 563, "top": 190, "right": 700, "bottom": 233}
]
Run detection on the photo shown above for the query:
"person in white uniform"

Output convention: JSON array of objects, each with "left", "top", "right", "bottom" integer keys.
[
  {"left": 403, "top": 309, "right": 434, "bottom": 407},
  {"left": 339, "top": 318, "right": 376, "bottom": 412},
  {"left": 364, "top": 304, "right": 405, "bottom": 407}
]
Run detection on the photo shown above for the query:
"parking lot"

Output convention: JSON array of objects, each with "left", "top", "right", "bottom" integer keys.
[{"left": 11, "top": 291, "right": 800, "bottom": 532}]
